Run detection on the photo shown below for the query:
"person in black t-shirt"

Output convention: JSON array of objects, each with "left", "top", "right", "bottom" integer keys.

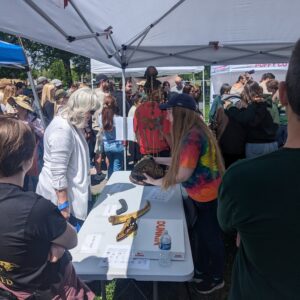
[
  {"left": 218, "top": 40, "right": 300, "bottom": 300},
  {"left": 0, "top": 116, "right": 94, "bottom": 299}
]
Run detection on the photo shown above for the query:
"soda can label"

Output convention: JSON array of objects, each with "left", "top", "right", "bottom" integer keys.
[{"left": 159, "top": 242, "right": 171, "bottom": 250}]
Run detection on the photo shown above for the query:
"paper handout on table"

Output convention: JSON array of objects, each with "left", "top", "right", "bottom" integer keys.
[
  {"left": 143, "top": 186, "right": 170, "bottom": 202},
  {"left": 80, "top": 234, "right": 102, "bottom": 254},
  {"left": 101, "top": 203, "right": 118, "bottom": 217},
  {"left": 99, "top": 245, "right": 150, "bottom": 270}
]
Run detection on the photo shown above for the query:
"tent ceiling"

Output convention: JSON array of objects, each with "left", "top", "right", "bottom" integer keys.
[{"left": 0, "top": 0, "right": 299, "bottom": 67}]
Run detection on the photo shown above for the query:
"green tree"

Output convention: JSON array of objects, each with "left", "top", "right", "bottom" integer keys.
[
  {"left": 48, "top": 60, "right": 67, "bottom": 84},
  {"left": 0, "top": 32, "right": 90, "bottom": 85}
]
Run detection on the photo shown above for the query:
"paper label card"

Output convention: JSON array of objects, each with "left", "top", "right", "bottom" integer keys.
[{"left": 81, "top": 234, "right": 102, "bottom": 254}]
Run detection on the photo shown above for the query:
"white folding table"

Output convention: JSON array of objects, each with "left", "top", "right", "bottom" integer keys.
[{"left": 70, "top": 171, "right": 194, "bottom": 300}]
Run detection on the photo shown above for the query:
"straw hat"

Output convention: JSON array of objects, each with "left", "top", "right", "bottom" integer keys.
[{"left": 7, "top": 95, "right": 33, "bottom": 112}]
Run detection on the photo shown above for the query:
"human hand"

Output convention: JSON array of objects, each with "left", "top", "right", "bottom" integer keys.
[
  {"left": 143, "top": 173, "right": 164, "bottom": 186},
  {"left": 143, "top": 173, "right": 155, "bottom": 185},
  {"left": 60, "top": 207, "right": 70, "bottom": 220},
  {"left": 48, "top": 244, "right": 65, "bottom": 263}
]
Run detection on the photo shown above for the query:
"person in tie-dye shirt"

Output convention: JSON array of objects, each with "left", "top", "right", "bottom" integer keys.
[{"left": 143, "top": 93, "right": 225, "bottom": 295}]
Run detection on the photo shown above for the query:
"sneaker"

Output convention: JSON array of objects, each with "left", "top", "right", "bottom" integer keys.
[
  {"left": 195, "top": 279, "right": 225, "bottom": 294},
  {"left": 190, "top": 271, "right": 204, "bottom": 283}
]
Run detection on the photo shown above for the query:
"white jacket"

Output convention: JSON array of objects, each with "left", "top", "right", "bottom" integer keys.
[{"left": 36, "top": 116, "right": 90, "bottom": 220}]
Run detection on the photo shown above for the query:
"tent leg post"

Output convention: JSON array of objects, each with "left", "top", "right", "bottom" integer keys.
[
  {"left": 202, "top": 68, "right": 205, "bottom": 121},
  {"left": 122, "top": 67, "right": 127, "bottom": 171}
]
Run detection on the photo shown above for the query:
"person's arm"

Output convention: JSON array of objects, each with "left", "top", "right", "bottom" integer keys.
[
  {"left": 55, "top": 189, "right": 70, "bottom": 219},
  {"left": 154, "top": 156, "right": 172, "bottom": 166},
  {"left": 143, "top": 166, "right": 194, "bottom": 186},
  {"left": 30, "top": 116, "right": 44, "bottom": 138},
  {"left": 226, "top": 104, "right": 256, "bottom": 125},
  {"left": 48, "top": 125, "right": 74, "bottom": 217},
  {"left": 144, "top": 129, "right": 199, "bottom": 186},
  {"left": 51, "top": 222, "right": 77, "bottom": 249},
  {"left": 217, "top": 171, "right": 237, "bottom": 234},
  {"left": 25, "top": 197, "right": 78, "bottom": 260}
]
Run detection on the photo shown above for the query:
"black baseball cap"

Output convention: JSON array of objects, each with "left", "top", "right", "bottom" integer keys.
[
  {"left": 159, "top": 93, "right": 197, "bottom": 111},
  {"left": 95, "top": 74, "right": 108, "bottom": 85}
]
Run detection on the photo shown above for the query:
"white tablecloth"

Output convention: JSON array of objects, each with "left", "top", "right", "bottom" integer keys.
[{"left": 70, "top": 171, "right": 194, "bottom": 282}]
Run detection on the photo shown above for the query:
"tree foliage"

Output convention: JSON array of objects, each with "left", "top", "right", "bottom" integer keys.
[{"left": 0, "top": 32, "right": 90, "bottom": 85}]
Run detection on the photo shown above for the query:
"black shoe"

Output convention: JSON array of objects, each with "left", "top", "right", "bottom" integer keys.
[
  {"left": 190, "top": 270, "right": 204, "bottom": 283},
  {"left": 195, "top": 279, "right": 225, "bottom": 294}
]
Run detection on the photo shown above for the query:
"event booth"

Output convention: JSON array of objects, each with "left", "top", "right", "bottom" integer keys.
[
  {"left": 1, "top": 0, "right": 298, "bottom": 165},
  {"left": 210, "top": 63, "right": 289, "bottom": 104}
]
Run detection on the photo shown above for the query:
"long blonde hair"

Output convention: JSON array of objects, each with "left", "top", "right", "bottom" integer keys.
[
  {"left": 162, "top": 107, "right": 224, "bottom": 189},
  {"left": 2, "top": 85, "right": 16, "bottom": 104},
  {"left": 41, "top": 83, "right": 55, "bottom": 107}
]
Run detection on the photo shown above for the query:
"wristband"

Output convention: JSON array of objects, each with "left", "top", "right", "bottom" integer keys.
[{"left": 58, "top": 201, "right": 70, "bottom": 211}]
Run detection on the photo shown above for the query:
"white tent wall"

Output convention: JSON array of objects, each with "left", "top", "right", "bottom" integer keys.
[
  {"left": 210, "top": 63, "right": 288, "bottom": 105},
  {"left": 91, "top": 59, "right": 204, "bottom": 77}
]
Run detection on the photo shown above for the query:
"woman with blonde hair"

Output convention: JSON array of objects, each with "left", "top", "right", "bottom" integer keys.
[
  {"left": 2, "top": 84, "right": 16, "bottom": 104},
  {"left": 37, "top": 88, "right": 99, "bottom": 230},
  {"left": 144, "top": 93, "right": 225, "bottom": 295},
  {"left": 41, "top": 83, "right": 55, "bottom": 125},
  {"left": 2, "top": 84, "right": 16, "bottom": 114}
]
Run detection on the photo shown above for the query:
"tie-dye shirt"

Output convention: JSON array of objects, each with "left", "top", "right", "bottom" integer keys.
[{"left": 180, "top": 126, "right": 221, "bottom": 202}]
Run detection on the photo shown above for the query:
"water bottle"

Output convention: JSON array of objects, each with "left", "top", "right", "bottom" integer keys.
[{"left": 159, "top": 230, "right": 172, "bottom": 267}]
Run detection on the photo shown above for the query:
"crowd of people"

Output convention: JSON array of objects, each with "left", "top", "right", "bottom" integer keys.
[
  {"left": 209, "top": 71, "right": 286, "bottom": 168},
  {"left": 0, "top": 37, "right": 299, "bottom": 299}
]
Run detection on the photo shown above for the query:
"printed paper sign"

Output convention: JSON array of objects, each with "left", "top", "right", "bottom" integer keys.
[
  {"left": 81, "top": 234, "right": 102, "bottom": 254},
  {"left": 99, "top": 245, "right": 150, "bottom": 270}
]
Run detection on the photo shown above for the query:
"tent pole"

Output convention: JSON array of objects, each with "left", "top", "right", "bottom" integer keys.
[
  {"left": 202, "top": 69, "right": 205, "bottom": 121},
  {"left": 121, "top": 66, "right": 127, "bottom": 171},
  {"left": 91, "top": 71, "right": 94, "bottom": 90},
  {"left": 18, "top": 37, "right": 46, "bottom": 128}
]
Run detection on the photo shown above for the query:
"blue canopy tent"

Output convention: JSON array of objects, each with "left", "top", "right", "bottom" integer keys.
[
  {"left": 0, "top": 40, "right": 45, "bottom": 126},
  {"left": 0, "top": 40, "right": 27, "bottom": 68}
]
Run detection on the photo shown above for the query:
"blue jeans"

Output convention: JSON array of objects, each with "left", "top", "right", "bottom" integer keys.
[
  {"left": 104, "top": 141, "right": 124, "bottom": 179},
  {"left": 245, "top": 141, "right": 278, "bottom": 159},
  {"left": 191, "top": 199, "right": 224, "bottom": 280}
]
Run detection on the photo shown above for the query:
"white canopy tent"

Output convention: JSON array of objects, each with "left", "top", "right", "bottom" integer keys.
[
  {"left": 210, "top": 63, "right": 288, "bottom": 103},
  {"left": 0, "top": 0, "right": 298, "bottom": 68},
  {"left": 1, "top": 0, "right": 298, "bottom": 167},
  {"left": 91, "top": 59, "right": 204, "bottom": 77}
]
